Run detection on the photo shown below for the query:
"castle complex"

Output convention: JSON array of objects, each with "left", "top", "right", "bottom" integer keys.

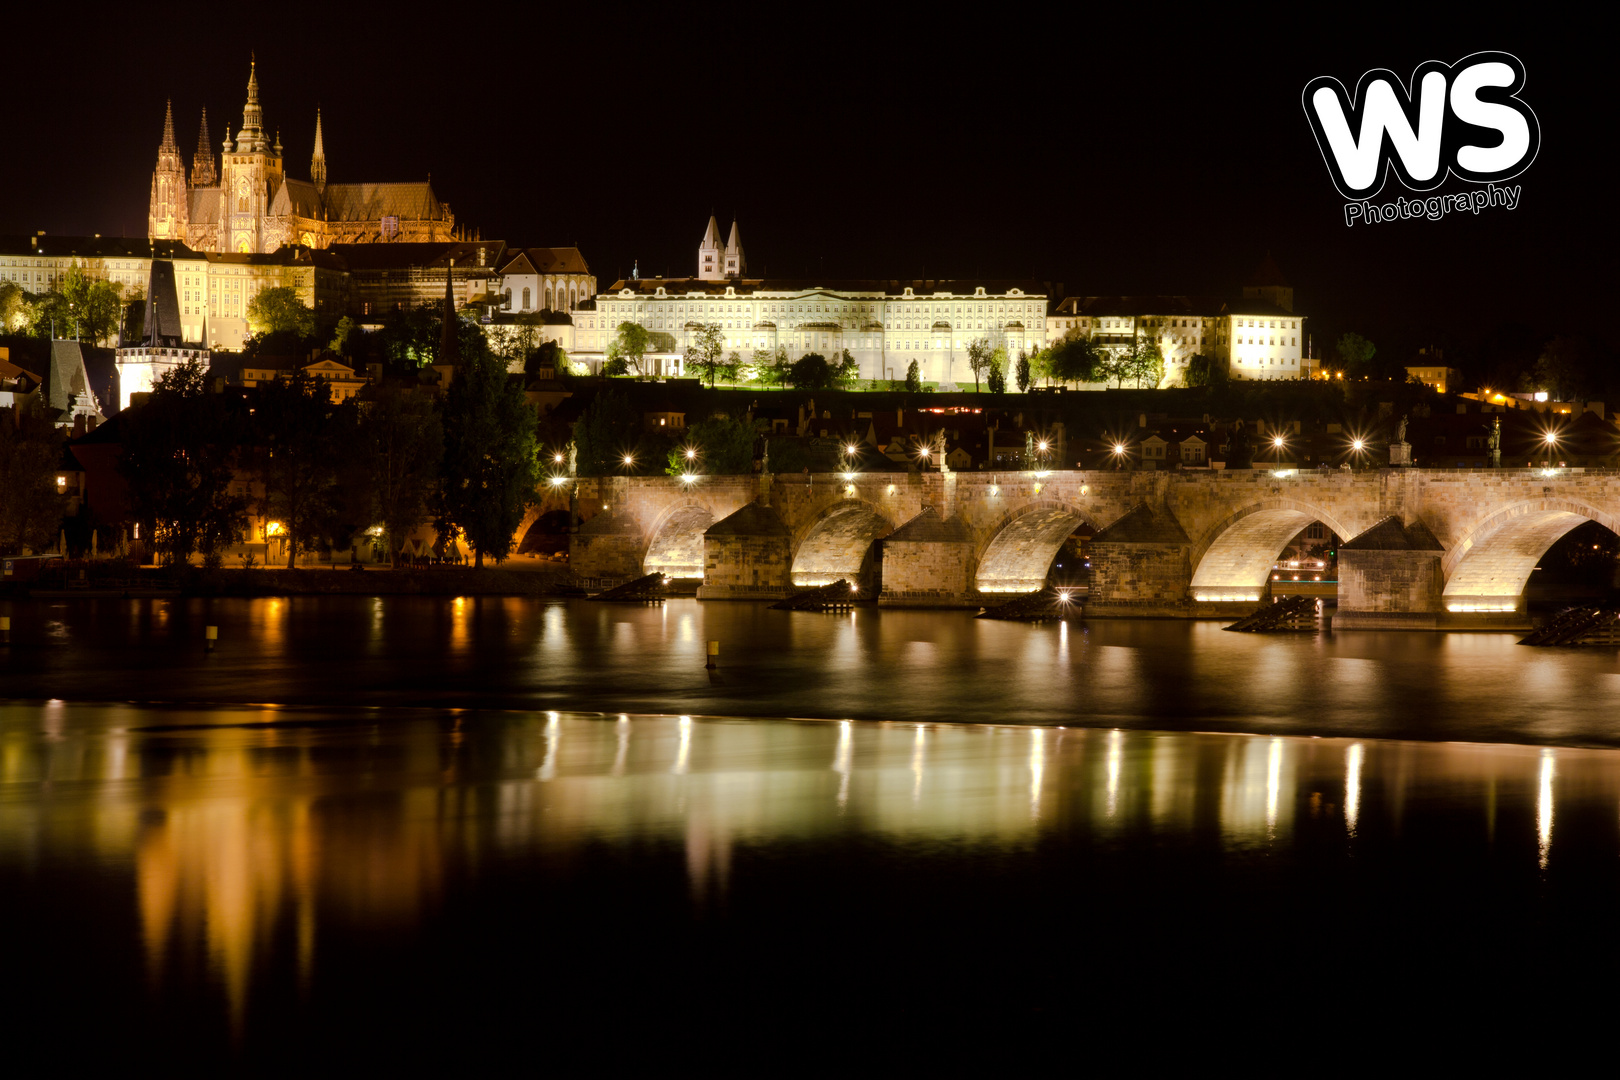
[{"left": 148, "top": 61, "right": 455, "bottom": 254}]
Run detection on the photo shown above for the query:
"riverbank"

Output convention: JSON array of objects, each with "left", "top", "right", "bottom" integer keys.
[{"left": 5, "top": 563, "right": 580, "bottom": 599}]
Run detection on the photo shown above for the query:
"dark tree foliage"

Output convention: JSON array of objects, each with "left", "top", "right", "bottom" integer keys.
[
  {"left": 526, "top": 339, "right": 567, "bottom": 379},
  {"left": 360, "top": 385, "right": 443, "bottom": 567},
  {"left": 789, "top": 352, "right": 834, "bottom": 389},
  {"left": 255, "top": 369, "right": 340, "bottom": 568},
  {"left": 0, "top": 407, "right": 65, "bottom": 556},
  {"left": 905, "top": 359, "right": 922, "bottom": 392},
  {"left": 685, "top": 414, "right": 759, "bottom": 474},
  {"left": 987, "top": 355, "right": 1007, "bottom": 394},
  {"left": 1184, "top": 353, "right": 1227, "bottom": 387},
  {"left": 573, "top": 389, "right": 644, "bottom": 476},
  {"left": 117, "top": 358, "right": 249, "bottom": 566},
  {"left": 1015, "top": 352, "right": 1032, "bottom": 393},
  {"left": 1047, "top": 334, "right": 1098, "bottom": 384},
  {"left": 440, "top": 350, "right": 541, "bottom": 567}
]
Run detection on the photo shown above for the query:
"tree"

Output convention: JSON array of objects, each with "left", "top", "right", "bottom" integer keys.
[
  {"left": 604, "top": 321, "right": 651, "bottom": 378},
  {"left": 724, "top": 351, "right": 746, "bottom": 386},
  {"left": 789, "top": 352, "right": 834, "bottom": 389},
  {"left": 361, "top": 384, "right": 443, "bottom": 567},
  {"left": 256, "top": 369, "right": 339, "bottom": 568},
  {"left": 905, "top": 359, "right": 922, "bottom": 392},
  {"left": 527, "top": 339, "right": 567, "bottom": 380},
  {"left": 58, "top": 266, "right": 124, "bottom": 345},
  {"left": 751, "top": 347, "right": 782, "bottom": 387},
  {"left": 966, "top": 338, "right": 993, "bottom": 392},
  {"left": 833, "top": 349, "right": 860, "bottom": 389},
  {"left": 1534, "top": 336, "right": 1596, "bottom": 402},
  {"left": 117, "top": 358, "right": 248, "bottom": 566},
  {"left": 0, "top": 281, "right": 28, "bottom": 333},
  {"left": 440, "top": 349, "right": 541, "bottom": 567},
  {"left": 1336, "top": 332, "right": 1379, "bottom": 379},
  {"left": 684, "top": 323, "right": 726, "bottom": 387},
  {"left": 1184, "top": 353, "right": 1227, "bottom": 387},
  {"left": 0, "top": 407, "right": 64, "bottom": 556},
  {"left": 673, "top": 413, "right": 758, "bottom": 475},
  {"left": 1126, "top": 339, "right": 1164, "bottom": 387},
  {"left": 986, "top": 347, "right": 1008, "bottom": 393},
  {"left": 1015, "top": 351, "right": 1032, "bottom": 393},
  {"left": 573, "top": 389, "right": 643, "bottom": 476},
  {"left": 247, "top": 286, "right": 316, "bottom": 339},
  {"left": 1047, "top": 334, "right": 1098, "bottom": 385}
]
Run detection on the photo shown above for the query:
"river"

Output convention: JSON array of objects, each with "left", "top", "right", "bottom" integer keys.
[{"left": 3, "top": 597, "right": 1619, "bottom": 1062}]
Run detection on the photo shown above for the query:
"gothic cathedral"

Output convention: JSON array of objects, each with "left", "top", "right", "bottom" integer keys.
[{"left": 148, "top": 61, "right": 457, "bottom": 254}]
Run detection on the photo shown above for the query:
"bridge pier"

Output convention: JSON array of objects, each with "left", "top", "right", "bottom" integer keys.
[
  {"left": 1331, "top": 518, "right": 1446, "bottom": 630},
  {"left": 1085, "top": 505, "right": 1193, "bottom": 617},
  {"left": 877, "top": 508, "right": 975, "bottom": 607},
  {"left": 696, "top": 503, "right": 793, "bottom": 600}
]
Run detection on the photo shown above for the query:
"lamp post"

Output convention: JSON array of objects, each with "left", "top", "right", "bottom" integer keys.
[
  {"left": 1112, "top": 442, "right": 1127, "bottom": 470},
  {"left": 1543, "top": 430, "right": 1558, "bottom": 468},
  {"left": 1271, "top": 433, "right": 1287, "bottom": 465}
]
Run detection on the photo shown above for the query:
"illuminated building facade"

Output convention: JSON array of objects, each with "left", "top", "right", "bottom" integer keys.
[
  {"left": 148, "top": 62, "right": 456, "bottom": 255},
  {"left": 571, "top": 218, "right": 1049, "bottom": 381}
]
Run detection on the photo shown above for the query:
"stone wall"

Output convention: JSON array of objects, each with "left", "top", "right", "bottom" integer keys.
[{"left": 1334, "top": 549, "right": 1444, "bottom": 629}]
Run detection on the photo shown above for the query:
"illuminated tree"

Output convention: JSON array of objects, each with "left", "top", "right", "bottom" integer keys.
[
  {"left": 246, "top": 285, "right": 316, "bottom": 338},
  {"left": 1015, "top": 351, "right": 1032, "bottom": 393},
  {"left": 684, "top": 323, "right": 726, "bottom": 387},
  {"left": 966, "top": 338, "right": 993, "bottom": 393},
  {"left": 604, "top": 321, "right": 651, "bottom": 377},
  {"left": 905, "top": 359, "right": 921, "bottom": 392}
]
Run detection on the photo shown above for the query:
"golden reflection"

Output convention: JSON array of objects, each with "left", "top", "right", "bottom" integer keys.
[
  {"left": 835, "top": 721, "right": 852, "bottom": 809},
  {"left": 673, "top": 715, "right": 692, "bottom": 775},
  {"left": 613, "top": 715, "right": 630, "bottom": 776},
  {"left": 1538, "top": 749, "right": 1555, "bottom": 870},
  {"left": 450, "top": 596, "right": 470, "bottom": 650},
  {"left": 13, "top": 711, "right": 1620, "bottom": 1032},
  {"left": 1106, "top": 728, "right": 1122, "bottom": 817},
  {"left": 1266, "top": 737, "right": 1282, "bottom": 836},
  {"left": 538, "top": 711, "right": 560, "bottom": 781},
  {"left": 1345, "top": 743, "right": 1364, "bottom": 837},
  {"left": 911, "top": 724, "right": 927, "bottom": 803},
  {"left": 1029, "top": 728, "right": 1045, "bottom": 819}
]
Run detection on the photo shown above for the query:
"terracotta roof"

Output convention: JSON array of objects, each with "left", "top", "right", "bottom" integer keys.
[
  {"left": 321, "top": 181, "right": 447, "bottom": 223},
  {"left": 498, "top": 247, "right": 591, "bottom": 275}
]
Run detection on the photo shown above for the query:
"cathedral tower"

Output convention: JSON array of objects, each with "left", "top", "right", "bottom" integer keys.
[
  {"left": 219, "top": 59, "right": 284, "bottom": 254},
  {"left": 148, "top": 100, "right": 189, "bottom": 242},
  {"left": 311, "top": 109, "right": 326, "bottom": 193},
  {"left": 723, "top": 219, "right": 746, "bottom": 278},
  {"left": 698, "top": 215, "right": 725, "bottom": 280},
  {"left": 191, "top": 108, "right": 217, "bottom": 188}
]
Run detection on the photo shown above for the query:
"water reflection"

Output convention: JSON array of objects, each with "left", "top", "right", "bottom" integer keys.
[{"left": 4, "top": 706, "right": 1619, "bottom": 1048}]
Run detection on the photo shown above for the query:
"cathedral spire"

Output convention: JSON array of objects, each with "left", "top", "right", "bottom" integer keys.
[
  {"left": 238, "top": 56, "right": 265, "bottom": 149},
  {"left": 160, "top": 99, "right": 178, "bottom": 153},
  {"left": 311, "top": 109, "right": 326, "bottom": 193},
  {"left": 192, "top": 108, "right": 217, "bottom": 187},
  {"left": 438, "top": 259, "right": 460, "bottom": 367}
]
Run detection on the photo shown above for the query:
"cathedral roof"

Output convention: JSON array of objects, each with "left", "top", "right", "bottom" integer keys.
[
  {"left": 189, "top": 187, "right": 223, "bottom": 225},
  {"left": 321, "top": 182, "right": 447, "bottom": 223},
  {"left": 498, "top": 247, "right": 590, "bottom": 276},
  {"left": 271, "top": 178, "right": 326, "bottom": 220},
  {"left": 701, "top": 215, "right": 722, "bottom": 247}
]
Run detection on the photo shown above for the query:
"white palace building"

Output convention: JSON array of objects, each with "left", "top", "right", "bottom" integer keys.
[
  {"left": 569, "top": 217, "right": 1052, "bottom": 384},
  {"left": 566, "top": 221, "right": 1308, "bottom": 385}
]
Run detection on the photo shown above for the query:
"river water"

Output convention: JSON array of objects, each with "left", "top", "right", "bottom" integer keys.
[{"left": 3, "top": 597, "right": 1619, "bottom": 1062}]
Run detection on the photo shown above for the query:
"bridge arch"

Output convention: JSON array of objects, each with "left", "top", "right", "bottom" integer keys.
[
  {"left": 790, "top": 499, "right": 894, "bottom": 587},
  {"left": 973, "top": 499, "right": 1091, "bottom": 593},
  {"left": 642, "top": 503, "right": 715, "bottom": 578},
  {"left": 1189, "top": 499, "right": 1356, "bottom": 600},
  {"left": 1441, "top": 498, "right": 1620, "bottom": 610}
]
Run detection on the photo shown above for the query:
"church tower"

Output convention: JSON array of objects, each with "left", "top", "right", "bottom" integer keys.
[
  {"left": 147, "top": 100, "right": 189, "bottom": 242},
  {"left": 191, "top": 108, "right": 217, "bottom": 188},
  {"left": 311, "top": 109, "right": 327, "bottom": 194},
  {"left": 219, "top": 59, "right": 284, "bottom": 254},
  {"left": 723, "top": 219, "right": 746, "bottom": 278},
  {"left": 698, "top": 215, "right": 725, "bottom": 280}
]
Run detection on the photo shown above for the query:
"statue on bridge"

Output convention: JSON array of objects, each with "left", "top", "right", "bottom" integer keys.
[{"left": 1487, "top": 415, "right": 1502, "bottom": 468}]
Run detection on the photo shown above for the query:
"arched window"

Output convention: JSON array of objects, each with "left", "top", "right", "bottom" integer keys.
[
  {"left": 521, "top": 287, "right": 531, "bottom": 310},
  {"left": 545, "top": 288, "right": 552, "bottom": 311},
  {"left": 503, "top": 288, "right": 511, "bottom": 309},
  {"left": 568, "top": 287, "right": 576, "bottom": 311}
]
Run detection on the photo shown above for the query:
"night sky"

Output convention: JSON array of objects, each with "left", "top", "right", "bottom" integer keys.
[{"left": 2, "top": 12, "right": 1608, "bottom": 363}]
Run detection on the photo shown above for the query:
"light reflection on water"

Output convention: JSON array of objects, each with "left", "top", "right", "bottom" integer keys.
[{"left": 7, "top": 704, "right": 1620, "bottom": 1043}]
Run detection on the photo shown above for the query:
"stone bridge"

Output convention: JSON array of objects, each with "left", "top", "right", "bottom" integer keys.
[{"left": 536, "top": 467, "right": 1620, "bottom": 628}]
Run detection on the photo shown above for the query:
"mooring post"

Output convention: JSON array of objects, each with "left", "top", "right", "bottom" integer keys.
[
  {"left": 0, "top": 615, "right": 9, "bottom": 646},
  {"left": 706, "top": 640, "right": 719, "bottom": 669},
  {"left": 205, "top": 625, "right": 218, "bottom": 652}
]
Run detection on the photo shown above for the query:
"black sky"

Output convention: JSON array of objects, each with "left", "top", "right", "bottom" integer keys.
[{"left": 1, "top": 10, "right": 1608, "bottom": 363}]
